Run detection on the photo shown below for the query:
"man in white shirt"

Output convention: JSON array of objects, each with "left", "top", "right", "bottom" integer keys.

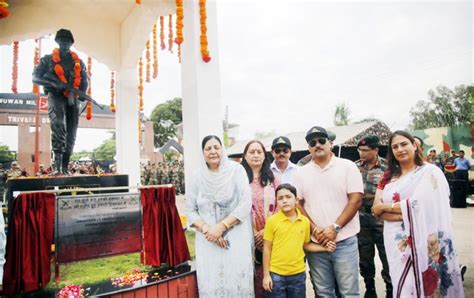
[
  {"left": 270, "top": 136, "right": 298, "bottom": 184},
  {"left": 294, "top": 125, "right": 363, "bottom": 297}
]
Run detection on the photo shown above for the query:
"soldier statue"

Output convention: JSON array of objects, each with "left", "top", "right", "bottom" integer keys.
[{"left": 33, "top": 29, "right": 88, "bottom": 175}]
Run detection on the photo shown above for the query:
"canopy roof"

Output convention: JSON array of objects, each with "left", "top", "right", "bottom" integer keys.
[
  {"left": 227, "top": 120, "right": 392, "bottom": 157},
  {"left": 0, "top": 0, "right": 175, "bottom": 69}
]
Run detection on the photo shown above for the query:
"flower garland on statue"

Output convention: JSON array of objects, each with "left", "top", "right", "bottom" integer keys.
[
  {"left": 86, "top": 57, "right": 93, "bottom": 120},
  {"left": 199, "top": 0, "right": 211, "bottom": 63},
  {"left": 145, "top": 39, "right": 151, "bottom": 83},
  {"left": 135, "top": 0, "right": 141, "bottom": 4},
  {"left": 175, "top": 0, "right": 184, "bottom": 45},
  {"left": 11, "top": 41, "right": 18, "bottom": 93},
  {"left": 168, "top": 14, "right": 174, "bottom": 52},
  {"left": 159, "top": 16, "right": 166, "bottom": 50},
  {"left": 52, "top": 48, "right": 82, "bottom": 97},
  {"left": 110, "top": 71, "right": 116, "bottom": 112},
  {"left": 153, "top": 23, "right": 159, "bottom": 79},
  {"left": 32, "top": 39, "right": 40, "bottom": 94},
  {"left": 0, "top": 0, "right": 10, "bottom": 19},
  {"left": 138, "top": 57, "right": 144, "bottom": 112}
]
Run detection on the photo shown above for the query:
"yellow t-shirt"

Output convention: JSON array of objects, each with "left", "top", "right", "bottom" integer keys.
[{"left": 263, "top": 209, "right": 310, "bottom": 276}]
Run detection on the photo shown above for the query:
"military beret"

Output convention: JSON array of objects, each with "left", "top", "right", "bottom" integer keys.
[
  {"left": 357, "top": 134, "right": 380, "bottom": 148},
  {"left": 305, "top": 126, "right": 329, "bottom": 143},
  {"left": 271, "top": 136, "right": 291, "bottom": 150}
]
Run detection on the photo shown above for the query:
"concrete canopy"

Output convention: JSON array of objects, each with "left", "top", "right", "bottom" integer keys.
[{"left": 0, "top": 0, "right": 175, "bottom": 69}]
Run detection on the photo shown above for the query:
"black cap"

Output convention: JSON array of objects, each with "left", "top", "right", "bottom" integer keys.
[
  {"left": 305, "top": 126, "right": 329, "bottom": 143},
  {"left": 55, "top": 29, "right": 75, "bottom": 44},
  {"left": 357, "top": 134, "right": 380, "bottom": 148},
  {"left": 271, "top": 136, "right": 291, "bottom": 150}
]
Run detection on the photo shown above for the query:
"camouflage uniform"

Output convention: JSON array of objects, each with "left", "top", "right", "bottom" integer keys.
[{"left": 356, "top": 156, "right": 392, "bottom": 297}]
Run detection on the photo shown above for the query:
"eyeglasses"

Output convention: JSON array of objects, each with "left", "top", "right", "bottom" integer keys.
[
  {"left": 308, "top": 138, "right": 327, "bottom": 147},
  {"left": 274, "top": 148, "right": 290, "bottom": 154}
]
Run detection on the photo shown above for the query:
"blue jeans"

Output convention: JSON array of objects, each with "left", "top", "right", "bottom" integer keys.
[
  {"left": 306, "top": 235, "right": 359, "bottom": 297},
  {"left": 265, "top": 271, "right": 306, "bottom": 298}
]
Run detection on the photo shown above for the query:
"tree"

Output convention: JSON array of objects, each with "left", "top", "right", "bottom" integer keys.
[
  {"left": 150, "top": 98, "right": 183, "bottom": 147},
  {"left": 0, "top": 144, "right": 15, "bottom": 163},
  {"left": 71, "top": 150, "right": 93, "bottom": 161},
  {"left": 409, "top": 85, "right": 473, "bottom": 130},
  {"left": 93, "top": 132, "right": 116, "bottom": 160},
  {"left": 334, "top": 103, "right": 350, "bottom": 126}
]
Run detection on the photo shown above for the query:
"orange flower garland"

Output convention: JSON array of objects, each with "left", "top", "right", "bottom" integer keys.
[
  {"left": 135, "top": 0, "right": 141, "bottom": 4},
  {"left": 174, "top": 0, "right": 184, "bottom": 45},
  {"left": 159, "top": 16, "right": 166, "bottom": 50},
  {"left": 0, "top": 0, "right": 9, "bottom": 19},
  {"left": 138, "top": 57, "right": 144, "bottom": 112},
  {"left": 32, "top": 39, "right": 40, "bottom": 94},
  {"left": 199, "top": 0, "right": 211, "bottom": 63},
  {"left": 152, "top": 23, "right": 159, "bottom": 79},
  {"left": 168, "top": 14, "right": 174, "bottom": 52},
  {"left": 11, "top": 41, "right": 18, "bottom": 93},
  {"left": 52, "top": 48, "right": 82, "bottom": 98},
  {"left": 86, "top": 57, "right": 92, "bottom": 120},
  {"left": 110, "top": 71, "right": 116, "bottom": 113},
  {"left": 145, "top": 39, "right": 151, "bottom": 83}
]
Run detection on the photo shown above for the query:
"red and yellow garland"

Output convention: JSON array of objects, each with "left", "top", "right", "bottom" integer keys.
[
  {"left": 86, "top": 57, "right": 92, "bottom": 120},
  {"left": 52, "top": 48, "right": 82, "bottom": 97},
  {"left": 174, "top": 0, "right": 184, "bottom": 45},
  {"left": 110, "top": 71, "right": 116, "bottom": 113},
  {"left": 11, "top": 41, "right": 18, "bottom": 93},
  {"left": 145, "top": 39, "right": 151, "bottom": 83},
  {"left": 168, "top": 14, "right": 174, "bottom": 52},
  {"left": 0, "top": 0, "right": 9, "bottom": 19},
  {"left": 159, "top": 16, "right": 166, "bottom": 50},
  {"left": 33, "top": 39, "right": 40, "bottom": 94},
  {"left": 199, "top": 0, "right": 211, "bottom": 63},
  {"left": 138, "top": 57, "right": 144, "bottom": 112},
  {"left": 153, "top": 23, "right": 159, "bottom": 79},
  {"left": 135, "top": 0, "right": 141, "bottom": 4}
]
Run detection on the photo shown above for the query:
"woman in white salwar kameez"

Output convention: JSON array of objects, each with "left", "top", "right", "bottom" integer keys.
[
  {"left": 186, "top": 135, "right": 254, "bottom": 297},
  {"left": 373, "top": 131, "right": 464, "bottom": 298}
]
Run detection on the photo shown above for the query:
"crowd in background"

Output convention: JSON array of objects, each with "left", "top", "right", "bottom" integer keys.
[{"left": 141, "top": 161, "right": 185, "bottom": 194}]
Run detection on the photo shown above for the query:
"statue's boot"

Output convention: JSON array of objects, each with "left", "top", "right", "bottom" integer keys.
[
  {"left": 62, "top": 153, "right": 70, "bottom": 175},
  {"left": 52, "top": 153, "right": 63, "bottom": 175}
]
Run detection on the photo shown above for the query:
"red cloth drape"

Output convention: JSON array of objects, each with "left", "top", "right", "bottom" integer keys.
[
  {"left": 140, "top": 186, "right": 190, "bottom": 267},
  {"left": 2, "top": 192, "right": 55, "bottom": 296}
]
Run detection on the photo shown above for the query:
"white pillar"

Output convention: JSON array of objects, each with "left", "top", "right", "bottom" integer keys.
[
  {"left": 181, "top": 0, "right": 223, "bottom": 190},
  {"left": 116, "top": 66, "right": 141, "bottom": 186}
]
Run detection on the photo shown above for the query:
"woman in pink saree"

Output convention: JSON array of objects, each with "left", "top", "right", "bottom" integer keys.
[{"left": 373, "top": 130, "right": 464, "bottom": 297}]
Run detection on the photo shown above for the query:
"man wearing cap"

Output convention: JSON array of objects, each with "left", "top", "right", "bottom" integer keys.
[
  {"left": 33, "top": 29, "right": 88, "bottom": 175},
  {"left": 5, "top": 161, "right": 22, "bottom": 180},
  {"left": 294, "top": 126, "right": 363, "bottom": 297},
  {"left": 270, "top": 136, "right": 298, "bottom": 184},
  {"left": 356, "top": 135, "right": 392, "bottom": 298}
]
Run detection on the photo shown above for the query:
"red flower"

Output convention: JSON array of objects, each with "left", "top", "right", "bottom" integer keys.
[
  {"left": 392, "top": 192, "right": 400, "bottom": 202},
  {"left": 406, "top": 235, "right": 412, "bottom": 246},
  {"left": 422, "top": 266, "right": 439, "bottom": 296}
]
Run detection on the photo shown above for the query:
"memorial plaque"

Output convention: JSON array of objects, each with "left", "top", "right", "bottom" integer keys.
[{"left": 56, "top": 192, "right": 142, "bottom": 263}]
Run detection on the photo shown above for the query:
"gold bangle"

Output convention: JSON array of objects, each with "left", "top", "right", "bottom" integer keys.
[{"left": 221, "top": 221, "right": 230, "bottom": 230}]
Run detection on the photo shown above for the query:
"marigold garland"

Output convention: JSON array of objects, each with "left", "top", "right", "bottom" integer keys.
[
  {"left": 152, "top": 23, "right": 159, "bottom": 79},
  {"left": 145, "top": 39, "right": 151, "bottom": 83},
  {"left": 32, "top": 39, "right": 40, "bottom": 94},
  {"left": 199, "top": 0, "right": 211, "bottom": 63},
  {"left": 11, "top": 41, "right": 18, "bottom": 93},
  {"left": 110, "top": 71, "right": 116, "bottom": 113},
  {"left": 52, "top": 48, "right": 82, "bottom": 98},
  {"left": 159, "top": 16, "right": 166, "bottom": 50},
  {"left": 138, "top": 57, "right": 144, "bottom": 112},
  {"left": 0, "top": 0, "right": 10, "bottom": 19},
  {"left": 174, "top": 0, "right": 184, "bottom": 45},
  {"left": 86, "top": 57, "right": 93, "bottom": 120},
  {"left": 135, "top": 0, "right": 141, "bottom": 4},
  {"left": 168, "top": 14, "right": 174, "bottom": 52}
]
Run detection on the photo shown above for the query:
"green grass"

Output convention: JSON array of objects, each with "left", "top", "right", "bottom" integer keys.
[{"left": 44, "top": 230, "right": 196, "bottom": 290}]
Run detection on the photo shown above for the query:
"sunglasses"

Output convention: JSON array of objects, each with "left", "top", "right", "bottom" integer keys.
[
  {"left": 274, "top": 148, "right": 290, "bottom": 154},
  {"left": 308, "top": 138, "right": 327, "bottom": 147}
]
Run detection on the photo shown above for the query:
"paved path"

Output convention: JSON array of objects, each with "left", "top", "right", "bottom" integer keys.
[{"left": 176, "top": 195, "right": 474, "bottom": 297}]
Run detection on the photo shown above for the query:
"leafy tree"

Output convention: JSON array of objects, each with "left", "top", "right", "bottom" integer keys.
[
  {"left": 71, "top": 150, "right": 93, "bottom": 161},
  {"left": 334, "top": 103, "right": 350, "bottom": 126},
  {"left": 409, "top": 85, "right": 473, "bottom": 130},
  {"left": 93, "top": 132, "right": 116, "bottom": 160},
  {"left": 0, "top": 144, "right": 15, "bottom": 163},
  {"left": 150, "top": 98, "right": 183, "bottom": 147}
]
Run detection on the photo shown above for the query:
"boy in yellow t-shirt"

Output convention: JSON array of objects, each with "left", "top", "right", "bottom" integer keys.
[{"left": 262, "top": 183, "right": 335, "bottom": 297}]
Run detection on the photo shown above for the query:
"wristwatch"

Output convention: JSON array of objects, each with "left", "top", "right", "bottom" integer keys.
[{"left": 333, "top": 223, "right": 341, "bottom": 233}]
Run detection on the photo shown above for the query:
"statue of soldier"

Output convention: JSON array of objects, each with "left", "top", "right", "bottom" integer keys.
[
  {"left": 355, "top": 135, "right": 392, "bottom": 298},
  {"left": 33, "top": 29, "right": 88, "bottom": 175}
]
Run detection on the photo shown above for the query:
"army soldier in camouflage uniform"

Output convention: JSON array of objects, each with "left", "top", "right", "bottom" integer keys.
[{"left": 356, "top": 135, "right": 392, "bottom": 298}]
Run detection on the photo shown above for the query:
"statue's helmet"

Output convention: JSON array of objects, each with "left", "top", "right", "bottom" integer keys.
[{"left": 55, "top": 29, "right": 74, "bottom": 44}]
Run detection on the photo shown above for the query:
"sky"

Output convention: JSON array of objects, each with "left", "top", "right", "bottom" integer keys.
[{"left": 0, "top": 0, "right": 472, "bottom": 151}]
